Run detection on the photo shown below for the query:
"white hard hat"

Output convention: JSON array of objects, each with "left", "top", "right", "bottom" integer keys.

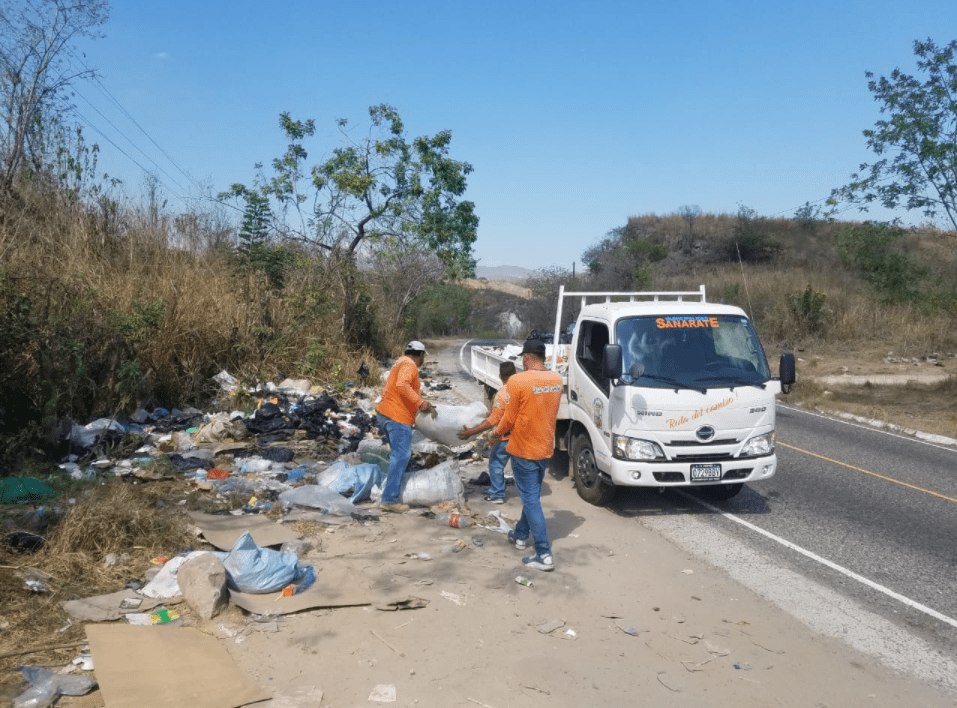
[{"left": 405, "top": 340, "right": 427, "bottom": 353}]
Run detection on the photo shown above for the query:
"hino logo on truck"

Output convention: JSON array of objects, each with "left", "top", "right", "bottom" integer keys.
[{"left": 696, "top": 426, "right": 716, "bottom": 441}]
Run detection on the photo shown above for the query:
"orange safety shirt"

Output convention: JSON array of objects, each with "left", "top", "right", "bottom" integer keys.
[
  {"left": 495, "top": 368, "right": 562, "bottom": 460},
  {"left": 486, "top": 386, "right": 510, "bottom": 440},
  {"left": 376, "top": 356, "right": 424, "bottom": 426}
]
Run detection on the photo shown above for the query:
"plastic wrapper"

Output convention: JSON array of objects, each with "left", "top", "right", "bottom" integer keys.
[
  {"left": 279, "top": 484, "right": 359, "bottom": 517},
  {"left": 414, "top": 401, "right": 488, "bottom": 447}
]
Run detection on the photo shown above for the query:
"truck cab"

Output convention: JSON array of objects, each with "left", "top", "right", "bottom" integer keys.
[{"left": 559, "top": 287, "right": 795, "bottom": 505}]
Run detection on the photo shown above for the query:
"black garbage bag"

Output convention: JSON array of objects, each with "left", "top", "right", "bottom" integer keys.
[
  {"left": 166, "top": 454, "right": 213, "bottom": 470},
  {"left": 257, "top": 431, "right": 293, "bottom": 444},
  {"left": 260, "top": 447, "right": 295, "bottom": 463},
  {"left": 152, "top": 409, "right": 204, "bottom": 433},
  {"left": 242, "top": 402, "right": 293, "bottom": 435}
]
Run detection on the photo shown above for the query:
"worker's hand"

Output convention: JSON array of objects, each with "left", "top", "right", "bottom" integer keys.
[
  {"left": 488, "top": 432, "right": 503, "bottom": 446},
  {"left": 419, "top": 400, "right": 437, "bottom": 419},
  {"left": 457, "top": 425, "right": 475, "bottom": 441}
]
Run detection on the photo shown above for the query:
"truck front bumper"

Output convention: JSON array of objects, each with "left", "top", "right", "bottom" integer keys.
[{"left": 603, "top": 454, "right": 777, "bottom": 488}]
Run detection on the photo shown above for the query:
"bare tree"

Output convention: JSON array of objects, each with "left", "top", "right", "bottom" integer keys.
[
  {"left": 0, "top": 0, "right": 110, "bottom": 192},
  {"left": 678, "top": 204, "right": 701, "bottom": 253}
]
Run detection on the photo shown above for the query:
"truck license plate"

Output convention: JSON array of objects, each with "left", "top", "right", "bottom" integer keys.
[{"left": 690, "top": 464, "right": 722, "bottom": 482}]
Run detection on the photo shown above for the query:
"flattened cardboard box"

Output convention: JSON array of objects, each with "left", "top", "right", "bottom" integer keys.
[
  {"left": 187, "top": 510, "right": 301, "bottom": 550},
  {"left": 86, "top": 624, "right": 268, "bottom": 708}
]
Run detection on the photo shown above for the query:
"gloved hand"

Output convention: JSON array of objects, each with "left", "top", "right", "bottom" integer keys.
[
  {"left": 419, "top": 401, "right": 437, "bottom": 420},
  {"left": 457, "top": 425, "right": 474, "bottom": 441}
]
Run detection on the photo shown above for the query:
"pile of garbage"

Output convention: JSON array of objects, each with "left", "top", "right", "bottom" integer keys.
[
  {"left": 2, "top": 363, "right": 513, "bottom": 708},
  {"left": 20, "top": 368, "right": 490, "bottom": 522}
]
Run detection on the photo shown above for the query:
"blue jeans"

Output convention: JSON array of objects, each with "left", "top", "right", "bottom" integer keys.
[
  {"left": 511, "top": 456, "right": 550, "bottom": 556},
  {"left": 375, "top": 412, "right": 411, "bottom": 504},
  {"left": 487, "top": 439, "right": 510, "bottom": 500}
]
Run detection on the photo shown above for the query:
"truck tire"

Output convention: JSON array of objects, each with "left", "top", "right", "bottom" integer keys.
[
  {"left": 699, "top": 482, "right": 744, "bottom": 501},
  {"left": 571, "top": 432, "right": 615, "bottom": 506}
]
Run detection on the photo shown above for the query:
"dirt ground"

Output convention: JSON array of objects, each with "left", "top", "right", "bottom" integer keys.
[
  {"left": 4, "top": 340, "right": 956, "bottom": 708},
  {"left": 783, "top": 343, "right": 957, "bottom": 443}
]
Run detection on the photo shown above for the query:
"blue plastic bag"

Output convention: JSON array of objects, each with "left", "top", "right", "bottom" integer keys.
[{"left": 223, "top": 532, "right": 298, "bottom": 594}]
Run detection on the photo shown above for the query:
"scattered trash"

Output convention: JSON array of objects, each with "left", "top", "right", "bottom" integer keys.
[
  {"left": 397, "top": 460, "right": 465, "bottom": 506},
  {"left": 71, "top": 655, "right": 94, "bottom": 671},
  {"left": 126, "top": 608, "right": 180, "bottom": 625},
  {"left": 376, "top": 597, "right": 429, "bottom": 611},
  {"left": 278, "top": 484, "right": 359, "bottom": 518},
  {"left": 614, "top": 620, "right": 646, "bottom": 636},
  {"left": 440, "top": 590, "right": 465, "bottom": 605},
  {"left": 0, "top": 477, "right": 57, "bottom": 504},
  {"left": 515, "top": 576, "right": 533, "bottom": 587},
  {"left": 734, "top": 662, "right": 752, "bottom": 671},
  {"left": 4, "top": 532, "right": 44, "bottom": 553},
  {"left": 442, "top": 541, "right": 468, "bottom": 554},
  {"left": 405, "top": 552, "right": 432, "bottom": 561},
  {"left": 537, "top": 619, "right": 565, "bottom": 634},
  {"left": 368, "top": 684, "right": 397, "bottom": 702},
  {"left": 471, "top": 535, "right": 484, "bottom": 547},
  {"left": 440, "top": 512, "right": 474, "bottom": 528},
  {"left": 13, "top": 666, "right": 96, "bottom": 708},
  {"left": 223, "top": 532, "right": 308, "bottom": 595}
]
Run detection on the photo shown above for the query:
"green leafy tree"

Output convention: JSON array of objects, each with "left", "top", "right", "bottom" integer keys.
[
  {"left": 229, "top": 104, "right": 478, "bottom": 344},
  {"left": 836, "top": 221, "right": 929, "bottom": 304},
  {"left": 0, "top": 0, "right": 110, "bottom": 193},
  {"left": 311, "top": 104, "right": 478, "bottom": 277},
  {"left": 829, "top": 39, "right": 957, "bottom": 230}
]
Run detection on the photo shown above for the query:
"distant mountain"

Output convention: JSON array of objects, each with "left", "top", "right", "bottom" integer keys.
[{"left": 475, "top": 264, "right": 533, "bottom": 282}]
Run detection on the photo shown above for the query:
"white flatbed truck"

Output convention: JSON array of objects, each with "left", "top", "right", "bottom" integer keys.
[{"left": 469, "top": 286, "right": 796, "bottom": 504}]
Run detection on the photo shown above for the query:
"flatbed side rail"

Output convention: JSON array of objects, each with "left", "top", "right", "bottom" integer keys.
[{"left": 549, "top": 284, "right": 707, "bottom": 372}]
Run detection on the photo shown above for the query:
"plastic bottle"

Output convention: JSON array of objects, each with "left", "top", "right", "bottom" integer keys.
[{"left": 440, "top": 512, "right": 474, "bottom": 528}]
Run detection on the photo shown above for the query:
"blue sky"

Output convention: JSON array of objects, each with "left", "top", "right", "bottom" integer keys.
[{"left": 70, "top": 0, "right": 956, "bottom": 271}]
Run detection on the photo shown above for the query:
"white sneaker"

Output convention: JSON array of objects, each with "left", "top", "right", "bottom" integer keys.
[{"left": 522, "top": 554, "right": 555, "bottom": 572}]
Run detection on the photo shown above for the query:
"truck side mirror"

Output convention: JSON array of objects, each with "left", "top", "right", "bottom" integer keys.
[
  {"left": 602, "top": 344, "right": 623, "bottom": 380},
  {"left": 779, "top": 352, "right": 796, "bottom": 393}
]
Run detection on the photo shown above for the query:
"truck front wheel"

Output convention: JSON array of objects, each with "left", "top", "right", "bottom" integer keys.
[{"left": 571, "top": 432, "right": 615, "bottom": 506}]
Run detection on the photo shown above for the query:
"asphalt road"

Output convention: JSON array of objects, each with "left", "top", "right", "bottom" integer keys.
[{"left": 451, "top": 338, "right": 957, "bottom": 686}]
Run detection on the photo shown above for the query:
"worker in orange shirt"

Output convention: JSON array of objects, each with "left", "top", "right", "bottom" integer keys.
[
  {"left": 375, "top": 341, "right": 435, "bottom": 513},
  {"left": 493, "top": 339, "right": 562, "bottom": 571},
  {"left": 457, "top": 361, "right": 517, "bottom": 503}
]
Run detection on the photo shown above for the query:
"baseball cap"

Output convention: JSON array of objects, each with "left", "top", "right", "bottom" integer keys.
[
  {"left": 521, "top": 339, "right": 546, "bottom": 358},
  {"left": 405, "top": 340, "right": 427, "bottom": 353}
]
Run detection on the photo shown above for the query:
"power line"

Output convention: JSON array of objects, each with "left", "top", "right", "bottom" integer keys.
[{"left": 72, "top": 86, "right": 187, "bottom": 197}]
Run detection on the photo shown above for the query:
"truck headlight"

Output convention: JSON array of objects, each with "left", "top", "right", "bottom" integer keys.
[
  {"left": 741, "top": 433, "right": 774, "bottom": 457},
  {"left": 613, "top": 435, "right": 664, "bottom": 460}
]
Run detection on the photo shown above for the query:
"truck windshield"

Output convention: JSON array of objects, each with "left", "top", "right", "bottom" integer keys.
[{"left": 616, "top": 314, "right": 771, "bottom": 388}]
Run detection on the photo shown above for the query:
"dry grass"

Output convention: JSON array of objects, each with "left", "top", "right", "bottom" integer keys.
[{"left": 0, "top": 480, "right": 197, "bottom": 697}]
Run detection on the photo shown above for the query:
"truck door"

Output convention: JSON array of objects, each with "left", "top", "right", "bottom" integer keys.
[{"left": 569, "top": 319, "right": 612, "bottom": 453}]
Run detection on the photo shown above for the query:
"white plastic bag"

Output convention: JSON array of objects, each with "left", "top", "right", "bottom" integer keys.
[
  {"left": 315, "top": 461, "right": 384, "bottom": 503},
  {"left": 414, "top": 401, "right": 488, "bottom": 447},
  {"left": 398, "top": 460, "right": 464, "bottom": 506}
]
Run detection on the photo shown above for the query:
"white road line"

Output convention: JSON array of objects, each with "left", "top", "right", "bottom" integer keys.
[
  {"left": 679, "top": 489, "right": 957, "bottom": 631},
  {"left": 779, "top": 402, "right": 957, "bottom": 451}
]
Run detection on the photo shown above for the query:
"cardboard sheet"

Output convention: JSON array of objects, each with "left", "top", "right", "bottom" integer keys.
[
  {"left": 228, "top": 560, "right": 374, "bottom": 615},
  {"left": 187, "top": 510, "right": 301, "bottom": 550},
  {"left": 86, "top": 624, "right": 269, "bottom": 708},
  {"left": 61, "top": 589, "right": 173, "bottom": 622}
]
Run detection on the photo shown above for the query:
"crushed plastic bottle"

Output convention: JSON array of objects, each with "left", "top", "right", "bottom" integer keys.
[{"left": 440, "top": 512, "right": 474, "bottom": 528}]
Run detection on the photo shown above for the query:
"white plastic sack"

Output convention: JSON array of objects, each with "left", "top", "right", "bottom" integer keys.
[
  {"left": 140, "top": 551, "right": 219, "bottom": 599},
  {"left": 279, "top": 484, "right": 359, "bottom": 517},
  {"left": 414, "top": 401, "right": 488, "bottom": 448},
  {"left": 223, "top": 531, "right": 298, "bottom": 594},
  {"left": 398, "top": 460, "right": 464, "bottom": 507}
]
